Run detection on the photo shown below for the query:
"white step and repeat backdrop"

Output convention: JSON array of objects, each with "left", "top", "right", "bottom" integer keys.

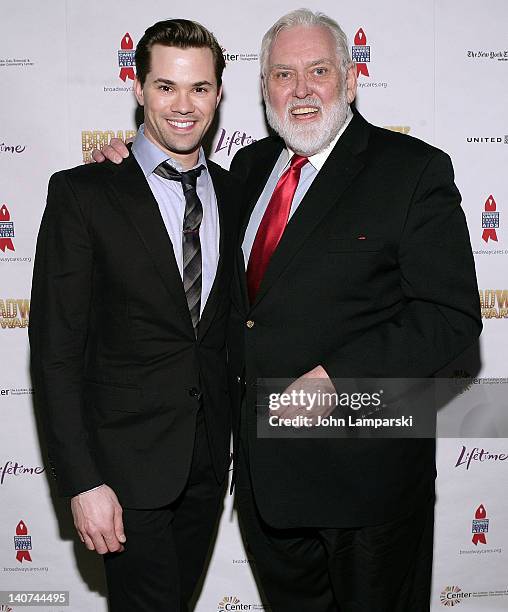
[{"left": 1, "top": 1, "right": 507, "bottom": 610}]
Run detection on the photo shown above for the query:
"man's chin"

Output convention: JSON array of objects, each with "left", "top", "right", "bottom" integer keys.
[{"left": 283, "top": 128, "right": 327, "bottom": 156}]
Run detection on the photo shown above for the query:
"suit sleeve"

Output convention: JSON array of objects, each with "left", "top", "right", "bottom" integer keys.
[
  {"left": 29, "top": 172, "right": 103, "bottom": 497},
  {"left": 229, "top": 146, "right": 251, "bottom": 183},
  {"left": 321, "top": 151, "right": 482, "bottom": 378}
]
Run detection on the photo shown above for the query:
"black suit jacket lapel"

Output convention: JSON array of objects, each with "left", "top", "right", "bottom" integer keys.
[
  {"left": 252, "top": 113, "right": 370, "bottom": 308},
  {"left": 109, "top": 154, "right": 194, "bottom": 336},
  {"left": 198, "top": 162, "right": 229, "bottom": 340}
]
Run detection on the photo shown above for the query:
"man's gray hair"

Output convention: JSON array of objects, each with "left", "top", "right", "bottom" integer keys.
[{"left": 260, "top": 8, "right": 351, "bottom": 77}]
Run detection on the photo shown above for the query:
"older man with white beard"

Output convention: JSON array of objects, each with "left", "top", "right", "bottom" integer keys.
[
  {"left": 226, "top": 9, "right": 480, "bottom": 612},
  {"left": 94, "top": 9, "right": 481, "bottom": 611}
]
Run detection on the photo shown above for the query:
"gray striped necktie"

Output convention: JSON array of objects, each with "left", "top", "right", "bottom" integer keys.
[{"left": 154, "top": 161, "right": 205, "bottom": 334}]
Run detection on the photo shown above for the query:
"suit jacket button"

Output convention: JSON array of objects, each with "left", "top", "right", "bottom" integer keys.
[
  {"left": 246, "top": 320, "right": 255, "bottom": 328},
  {"left": 188, "top": 387, "right": 200, "bottom": 397}
]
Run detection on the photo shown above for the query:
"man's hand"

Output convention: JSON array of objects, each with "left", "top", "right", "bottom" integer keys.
[
  {"left": 70, "top": 484, "right": 126, "bottom": 554},
  {"left": 91, "top": 138, "right": 130, "bottom": 164},
  {"left": 277, "top": 365, "right": 336, "bottom": 425}
]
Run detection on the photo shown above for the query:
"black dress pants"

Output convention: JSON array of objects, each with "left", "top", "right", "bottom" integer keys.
[
  {"left": 103, "top": 409, "right": 226, "bottom": 612},
  {"left": 236, "top": 443, "right": 434, "bottom": 612}
]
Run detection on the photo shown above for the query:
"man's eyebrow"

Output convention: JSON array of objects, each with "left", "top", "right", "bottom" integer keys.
[
  {"left": 152, "top": 78, "right": 214, "bottom": 87},
  {"left": 306, "top": 58, "right": 335, "bottom": 67},
  {"left": 269, "top": 58, "right": 335, "bottom": 71},
  {"left": 153, "top": 78, "right": 176, "bottom": 85}
]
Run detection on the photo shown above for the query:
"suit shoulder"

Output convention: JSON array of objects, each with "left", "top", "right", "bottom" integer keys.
[
  {"left": 207, "top": 158, "right": 232, "bottom": 180},
  {"left": 369, "top": 124, "right": 448, "bottom": 163},
  {"left": 230, "top": 136, "right": 282, "bottom": 180},
  {"left": 233, "top": 135, "right": 281, "bottom": 161},
  {"left": 207, "top": 158, "right": 242, "bottom": 190},
  {"left": 49, "top": 159, "right": 120, "bottom": 191}
]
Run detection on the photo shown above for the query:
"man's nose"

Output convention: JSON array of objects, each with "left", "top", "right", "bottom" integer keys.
[
  {"left": 171, "top": 91, "right": 194, "bottom": 114},
  {"left": 293, "top": 72, "right": 312, "bottom": 99}
]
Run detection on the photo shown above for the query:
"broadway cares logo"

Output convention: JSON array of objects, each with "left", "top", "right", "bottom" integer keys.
[
  {"left": 218, "top": 596, "right": 263, "bottom": 610},
  {"left": 0, "top": 204, "right": 15, "bottom": 252},
  {"left": 472, "top": 504, "right": 489, "bottom": 545},
  {"left": 103, "top": 33, "right": 136, "bottom": 93},
  {"left": 118, "top": 33, "right": 135, "bottom": 81},
  {"left": 482, "top": 195, "right": 500, "bottom": 243},
  {"left": 14, "top": 520, "right": 32, "bottom": 563},
  {"left": 351, "top": 27, "right": 388, "bottom": 89}
]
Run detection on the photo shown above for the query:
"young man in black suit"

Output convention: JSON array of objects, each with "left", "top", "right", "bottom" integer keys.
[
  {"left": 97, "top": 9, "right": 481, "bottom": 611},
  {"left": 30, "top": 19, "right": 239, "bottom": 611}
]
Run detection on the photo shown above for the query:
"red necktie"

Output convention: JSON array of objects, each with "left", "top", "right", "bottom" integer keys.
[{"left": 247, "top": 154, "right": 308, "bottom": 303}]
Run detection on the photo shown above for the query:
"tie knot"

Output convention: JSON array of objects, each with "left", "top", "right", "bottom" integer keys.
[
  {"left": 289, "top": 154, "right": 308, "bottom": 172},
  {"left": 154, "top": 161, "right": 205, "bottom": 189}
]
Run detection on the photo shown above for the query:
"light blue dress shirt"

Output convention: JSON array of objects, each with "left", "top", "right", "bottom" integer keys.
[{"left": 132, "top": 125, "right": 220, "bottom": 315}]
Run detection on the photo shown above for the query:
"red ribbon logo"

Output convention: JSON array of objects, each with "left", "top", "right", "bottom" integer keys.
[
  {"left": 0, "top": 204, "right": 15, "bottom": 252},
  {"left": 15, "top": 520, "right": 32, "bottom": 563},
  {"left": 472, "top": 504, "right": 487, "bottom": 545},
  {"left": 354, "top": 29, "right": 370, "bottom": 77},
  {"left": 119, "top": 33, "right": 135, "bottom": 82},
  {"left": 482, "top": 195, "right": 498, "bottom": 242}
]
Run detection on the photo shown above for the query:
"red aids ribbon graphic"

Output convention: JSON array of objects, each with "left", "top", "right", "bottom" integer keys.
[
  {"left": 472, "top": 504, "right": 487, "bottom": 545},
  {"left": 15, "top": 520, "right": 32, "bottom": 563},
  {"left": 119, "top": 33, "right": 135, "bottom": 82},
  {"left": 0, "top": 204, "right": 14, "bottom": 252},
  {"left": 482, "top": 195, "right": 498, "bottom": 242},
  {"left": 354, "top": 29, "right": 369, "bottom": 77}
]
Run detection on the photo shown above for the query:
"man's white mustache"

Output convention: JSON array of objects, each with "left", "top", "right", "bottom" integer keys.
[{"left": 287, "top": 98, "right": 322, "bottom": 113}]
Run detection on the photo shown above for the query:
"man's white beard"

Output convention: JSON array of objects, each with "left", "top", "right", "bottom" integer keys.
[{"left": 265, "top": 93, "right": 349, "bottom": 157}]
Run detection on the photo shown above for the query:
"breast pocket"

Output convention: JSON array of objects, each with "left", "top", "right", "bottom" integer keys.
[
  {"left": 325, "top": 238, "right": 395, "bottom": 296},
  {"left": 327, "top": 238, "right": 384, "bottom": 253}
]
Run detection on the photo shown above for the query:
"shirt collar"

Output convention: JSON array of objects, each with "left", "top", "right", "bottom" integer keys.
[
  {"left": 279, "top": 106, "right": 354, "bottom": 177},
  {"left": 132, "top": 124, "right": 208, "bottom": 177}
]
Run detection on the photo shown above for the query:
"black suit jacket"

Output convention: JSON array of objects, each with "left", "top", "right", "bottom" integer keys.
[
  {"left": 229, "top": 112, "right": 481, "bottom": 528},
  {"left": 29, "top": 154, "right": 240, "bottom": 508}
]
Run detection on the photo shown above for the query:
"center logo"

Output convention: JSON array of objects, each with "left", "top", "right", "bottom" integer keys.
[{"left": 440, "top": 586, "right": 466, "bottom": 606}]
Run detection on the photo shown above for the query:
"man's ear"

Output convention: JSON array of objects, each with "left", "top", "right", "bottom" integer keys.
[
  {"left": 216, "top": 84, "right": 223, "bottom": 108},
  {"left": 134, "top": 77, "right": 144, "bottom": 106},
  {"left": 261, "top": 74, "right": 268, "bottom": 99},
  {"left": 345, "top": 63, "right": 358, "bottom": 105}
]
